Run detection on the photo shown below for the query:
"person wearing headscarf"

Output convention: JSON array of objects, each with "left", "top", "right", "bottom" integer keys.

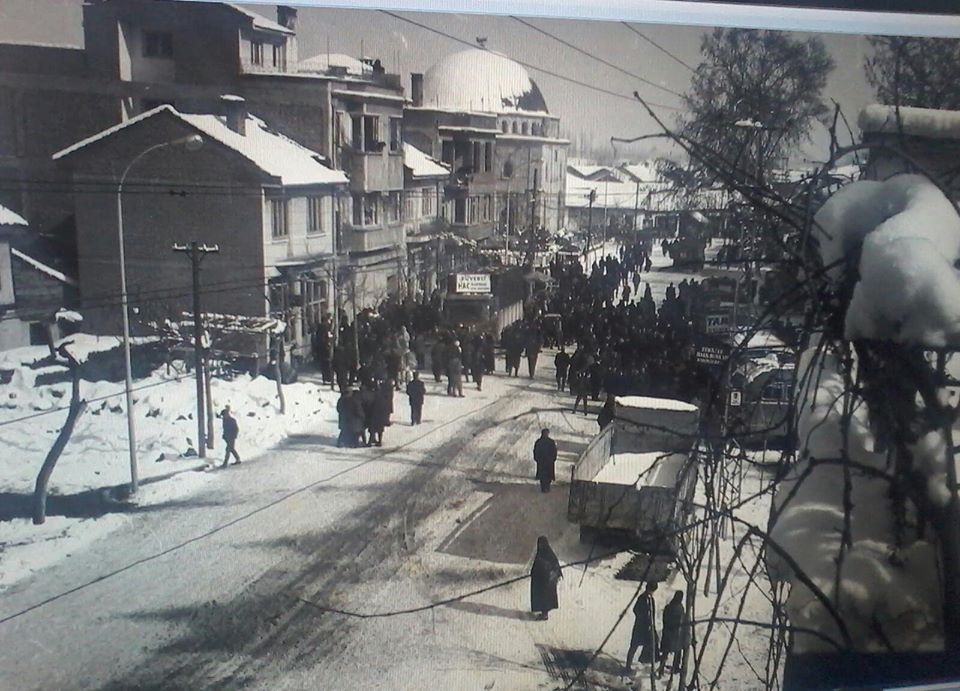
[
  {"left": 657, "top": 590, "right": 687, "bottom": 677},
  {"left": 530, "top": 535, "right": 562, "bottom": 620},
  {"left": 625, "top": 582, "right": 658, "bottom": 675}
]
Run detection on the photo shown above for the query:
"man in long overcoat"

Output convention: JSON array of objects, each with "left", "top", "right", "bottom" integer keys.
[
  {"left": 533, "top": 428, "right": 557, "bottom": 493},
  {"left": 530, "top": 536, "right": 562, "bottom": 620},
  {"left": 625, "top": 582, "right": 658, "bottom": 675},
  {"left": 406, "top": 371, "right": 426, "bottom": 425}
]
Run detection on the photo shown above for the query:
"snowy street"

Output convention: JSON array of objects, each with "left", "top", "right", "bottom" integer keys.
[{"left": 0, "top": 352, "right": 774, "bottom": 691}]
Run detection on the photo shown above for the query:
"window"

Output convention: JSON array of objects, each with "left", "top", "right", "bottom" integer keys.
[
  {"left": 471, "top": 141, "right": 481, "bottom": 172},
  {"left": 421, "top": 188, "right": 433, "bottom": 216},
  {"left": 307, "top": 197, "right": 323, "bottom": 235},
  {"left": 484, "top": 142, "right": 493, "bottom": 172},
  {"left": 389, "top": 191, "right": 402, "bottom": 222},
  {"left": 454, "top": 198, "right": 466, "bottom": 224},
  {"left": 389, "top": 118, "right": 402, "bottom": 153},
  {"left": 300, "top": 279, "right": 326, "bottom": 339},
  {"left": 404, "top": 194, "right": 416, "bottom": 221},
  {"left": 250, "top": 41, "right": 264, "bottom": 66},
  {"left": 482, "top": 195, "right": 492, "bottom": 222},
  {"left": 364, "top": 115, "right": 379, "bottom": 152},
  {"left": 353, "top": 193, "right": 379, "bottom": 227},
  {"left": 501, "top": 121, "right": 508, "bottom": 133},
  {"left": 143, "top": 31, "right": 173, "bottom": 58},
  {"left": 270, "top": 199, "right": 288, "bottom": 238},
  {"left": 272, "top": 43, "right": 285, "bottom": 69},
  {"left": 502, "top": 160, "right": 513, "bottom": 178},
  {"left": 468, "top": 196, "right": 479, "bottom": 224},
  {"left": 441, "top": 140, "right": 455, "bottom": 167},
  {"left": 511, "top": 121, "right": 518, "bottom": 134},
  {"left": 522, "top": 122, "right": 529, "bottom": 135}
]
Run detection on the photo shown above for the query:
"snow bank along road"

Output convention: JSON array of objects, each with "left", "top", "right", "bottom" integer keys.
[{"left": 0, "top": 361, "right": 597, "bottom": 690}]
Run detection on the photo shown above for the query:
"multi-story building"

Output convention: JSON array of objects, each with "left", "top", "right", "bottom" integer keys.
[
  {"left": 404, "top": 48, "right": 569, "bottom": 248},
  {"left": 402, "top": 143, "right": 449, "bottom": 299},
  {"left": 53, "top": 103, "right": 348, "bottom": 361}
]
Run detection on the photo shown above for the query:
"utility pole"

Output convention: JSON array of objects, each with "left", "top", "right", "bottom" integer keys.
[
  {"left": 173, "top": 241, "right": 219, "bottom": 459},
  {"left": 632, "top": 179, "right": 640, "bottom": 234},
  {"left": 584, "top": 188, "right": 596, "bottom": 263}
]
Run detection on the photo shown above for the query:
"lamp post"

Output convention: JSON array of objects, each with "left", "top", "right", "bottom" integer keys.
[{"left": 117, "top": 133, "right": 203, "bottom": 495}]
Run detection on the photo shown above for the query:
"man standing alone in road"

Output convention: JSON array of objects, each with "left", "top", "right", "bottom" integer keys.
[
  {"left": 554, "top": 348, "right": 570, "bottom": 392},
  {"left": 406, "top": 371, "right": 426, "bottom": 425},
  {"left": 221, "top": 406, "right": 241, "bottom": 467},
  {"left": 533, "top": 428, "right": 557, "bottom": 493}
]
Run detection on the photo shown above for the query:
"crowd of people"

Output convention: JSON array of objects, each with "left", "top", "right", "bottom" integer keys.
[{"left": 533, "top": 246, "right": 718, "bottom": 421}]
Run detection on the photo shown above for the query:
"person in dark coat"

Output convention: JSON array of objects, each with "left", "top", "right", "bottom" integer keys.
[
  {"left": 554, "top": 348, "right": 570, "bottom": 392},
  {"left": 369, "top": 381, "right": 392, "bottom": 446},
  {"left": 431, "top": 339, "right": 446, "bottom": 383},
  {"left": 221, "top": 406, "right": 240, "bottom": 466},
  {"left": 597, "top": 395, "right": 616, "bottom": 431},
  {"left": 506, "top": 331, "right": 524, "bottom": 377},
  {"left": 336, "top": 388, "right": 360, "bottom": 448},
  {"left": 482, "top": 333, "right": 495, "bottom": 373},
  {"left": 472, "top": 356, "right": 485, "bottom": 391},
  {"left": 406, "top": 371, "right": 426, "bottom": 425},
  {"left": 447, "top": 342, "right": 464, "bottom": 397},
  {"left": 571, "top": 369, "right": 590, "bottom": 415},
  {"left": 530, "top": 535, "right": 562, "bottom": 620},
  {"left": 657, "top": 590, "right": 687, "bottom": 676},
  {"left": 625, "top": 582, "right": 658, "bottom": 674},
  {"left": 525, "top": 328, "right": 543, "bottom": 378},
  {"left": 533, "top": 428, "right": 557, "bottom": 493},
  {"left": 359, "top": 381, "right": 377, "bottom": 446}
]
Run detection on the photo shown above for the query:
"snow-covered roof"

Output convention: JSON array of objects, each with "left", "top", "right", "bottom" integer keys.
[
  {"left": 10, "top": 248, "right": 77, "bottom": 286},
  {"left": 403, "top": 143, "right": 449, "bottom": 179},
  {"left": 299, "top": 52, "right": 366, "bottom": 75},
  {"left": 422, "top": 49, "right": 548, "bottom": 115},
  {"left": 619, "top": 161, "right": 659, "bottom": 182},
  {"left": 615, "top": 396, "right": 698, "bottom": 413},
  {"left": 331, "top": 89, "right": 407, "bottom": 103},
  {"left": 54, "top": 106, "right": 347, "bottom": 187},
  {"left": 0, "top": 203, "right": 27, "bottom": 227},
  {"left": 859, "top": 103, "right": 960, "bottom": 141},
  {"left": 222, "top": 2, "right": 294, "bottom": 35},
  {"left": 567, "top": 163, "right": 622, "bottom": 181}
]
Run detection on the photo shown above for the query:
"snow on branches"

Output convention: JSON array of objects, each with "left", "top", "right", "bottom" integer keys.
[{"left": 815, "top": 174, "right": 960, "bottom": 347}]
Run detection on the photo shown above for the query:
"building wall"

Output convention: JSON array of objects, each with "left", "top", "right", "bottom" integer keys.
[
  {"left": 10, "top": 252, "right": 74, "bottom": 322},
  {"left": 64, "top": 114, "right": 269, "bottom": 334},
  {"left": 263, "top": 192, "right": 336, "bottom": 265},
  {"left": 0, "top": 238, "right": 14, "bottom": 306}
]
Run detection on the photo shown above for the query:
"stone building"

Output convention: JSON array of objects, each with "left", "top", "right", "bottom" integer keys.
[{"left": 404, "top": 48, "right": 569, "bottom": 247}]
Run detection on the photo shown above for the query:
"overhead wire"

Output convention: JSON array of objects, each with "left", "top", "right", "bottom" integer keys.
[
  {"left": 621, "top": 22, "right": 698, "bottom": 74},
  {"left": 379, "top": 10, "right": 684, "bottom": 113}
]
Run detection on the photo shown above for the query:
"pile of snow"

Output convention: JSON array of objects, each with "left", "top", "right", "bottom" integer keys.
[
  {"left": 815, "top": 174, "right": 960, "bottom": 347},
  {"left": 770, "top": 342, "right": 942, "bottom": 653},
  {"left": 615, "top": 396, "right": 698, "bottom": 413},
  {"left": 593, "top": 451, "right": 685, "bottom": 488},
  {"left": 0, "top": 346, "right": 336, "bottom": 589}
]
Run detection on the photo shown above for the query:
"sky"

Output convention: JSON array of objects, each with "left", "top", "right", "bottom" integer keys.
[{"left": 0, "top": 0, "right": 877, "bottom": 163}]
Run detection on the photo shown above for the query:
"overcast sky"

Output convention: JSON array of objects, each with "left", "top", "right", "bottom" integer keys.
[{"left": 0, "top": 0, "right": 876, "bottom": 162}]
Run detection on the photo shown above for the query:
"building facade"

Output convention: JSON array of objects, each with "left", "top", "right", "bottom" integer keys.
[{"left": 54, "top": 105, "right": 347, "bottom": 361}]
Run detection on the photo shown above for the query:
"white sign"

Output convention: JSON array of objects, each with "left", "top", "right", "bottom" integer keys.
[
  {"left": 705, "top": 313, "right": 730, "bottom": 334},
  {"left": 730, "top": 390, "right": 742, "bottom": 407},
  {"left": 455, "top": 273, "right": 491, "bottom": 294}
]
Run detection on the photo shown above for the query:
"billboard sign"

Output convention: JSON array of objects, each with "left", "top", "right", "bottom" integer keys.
[{"left": 454, "top": 274, "right": 492, "bottom": 295}]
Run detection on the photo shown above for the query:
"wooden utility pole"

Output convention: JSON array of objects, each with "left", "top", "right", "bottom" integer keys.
[
  {"left": 633, "top": 179, "right": 640, "bottom": 234},
  {"left": 173, "top": 241, "right": 220, "bottom": 459},
  {"left": 584, "top": 188, "right": 596, "bottom": 262}
]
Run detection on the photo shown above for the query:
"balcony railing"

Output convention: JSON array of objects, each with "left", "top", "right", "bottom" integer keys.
[
  {"left": 341, "top": 222, "right": 404, "bottom": 253},
  {"left": 339, "top": 147, "right": 404, "bottom": 193}
]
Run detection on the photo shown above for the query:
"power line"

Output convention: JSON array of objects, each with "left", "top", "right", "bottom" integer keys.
[
  {"left": 379, "top": 10, "right": 683, "bottom": 113},
  {"left": 621, "top": 22, "right": 697, "bottom": 74},
  {"left": 510, "top": 16, "right": 685, "bottom": 100}
]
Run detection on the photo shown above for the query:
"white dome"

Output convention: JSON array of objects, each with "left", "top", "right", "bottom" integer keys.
[{"left": 421, "top": 49, "right": 548, "bottom": 114}]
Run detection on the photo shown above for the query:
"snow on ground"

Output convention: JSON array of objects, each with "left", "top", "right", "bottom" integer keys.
[{"left": 0, "top": 339, "right": 336, "bottom": 590}]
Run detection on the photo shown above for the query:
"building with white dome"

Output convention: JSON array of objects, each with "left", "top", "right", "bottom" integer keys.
[{"left": 404, "top": 48, "right": 569, "bottom": 244}]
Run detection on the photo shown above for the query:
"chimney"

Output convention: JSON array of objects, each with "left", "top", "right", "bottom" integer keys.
[
  {"left": 220, "top": 94, "right": 246, "bottom": 136},
  {"left": 277, "top": 6, "right": 298, "bottom": 31},
  {"left": 411, "top": 73, "right": 423, "bottom": 107}
]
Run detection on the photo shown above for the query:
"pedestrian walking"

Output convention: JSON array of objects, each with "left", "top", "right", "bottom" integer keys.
[
  {"left": 406, "top": 371, "right": 425, "bottom": 425},
  {"left": 525, "top": 328, "right": 542, "bottom": 378},
  {"left": 598, "top": 395, "right": 616, "bottom": 431},
  {"left": 369, "top": 381, "right": 392, "bottom": 446},
  {"left": 657, "top": 590, "right": 687, "bottom": 677},
  {"left": 625, "top": 582, "right": 658, "bottom": 675},
  {"left": 530, "top": 535, "right": 562, "bottom": 620},
  {"left": 472, "top": 356, "right": 485, "bottom": 391},
  {"left": 572, "top": 369, "right": 590, "bottom": 415},
  {"left": 431, "top": 339, "right": 446, "bottom": 383},
  {"left": 554, "top": 348, "right": 570, "bottom": 392},
  {"left": 533, "top": 428, "right": 557, "bottom": 493},
  {"left": 447, "top": 341, "right": 464, "bottom": 397},
  {"left": 221, "top": 406, "right": 240, "bottom": 466}
]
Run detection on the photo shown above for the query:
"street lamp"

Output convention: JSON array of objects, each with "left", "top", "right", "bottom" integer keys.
[{"left": 117, "top": 133, "right": 203, "bottom": 495}]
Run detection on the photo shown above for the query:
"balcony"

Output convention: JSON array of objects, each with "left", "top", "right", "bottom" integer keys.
[
  {"left": 450, "top": 222, "right": 495, "bottom": 243},
  {"left": 340, "top": 148, "right": 404, "bottom": 193},
  {"left": 342, "top": 222, "right": 405, "bottom": 254}
]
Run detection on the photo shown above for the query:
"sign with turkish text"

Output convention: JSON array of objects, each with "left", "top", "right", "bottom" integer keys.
[
  {"left": 455, "top": 273, "right": 492, "bottom": 294},
  {"left": 695, "top": 343, "right": 729, "bottom": 367},
  {"left": 705, "top": 313, "right": 731, "bottom": 335}
]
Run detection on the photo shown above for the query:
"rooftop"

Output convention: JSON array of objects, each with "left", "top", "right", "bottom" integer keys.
[
  {"left": 54, "top": 106, "right": 348, "bottom": 187},
  {"left": 422, "top": 49, "right": 548, "bottom": 115},
  {"left": 403, "top": 143, "right": 449, "bottom": 179},
  {"left": 0, "top": 204, "right": 27, "bottom": 227}
]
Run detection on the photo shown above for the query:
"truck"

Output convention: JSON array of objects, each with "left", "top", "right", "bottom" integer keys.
[
  {"left": 567, "top": 396, "right": 700, "bottom": 554},
  {"left": 442, "top": 269, "right": 527, "bottom": 339}
]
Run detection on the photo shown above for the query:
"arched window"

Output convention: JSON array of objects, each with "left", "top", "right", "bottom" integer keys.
[
  {"left": 511, "top": 121, "right": 518, "bottom": 134},
  {"left": 522, "top": 122, "right": 529, "bottom": 135},
  {"left": 501, "top": 120, "right": 508, "bottom": 133},
  {"left": 503, "top": 160, "right": 514, "bottom": 178}
]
